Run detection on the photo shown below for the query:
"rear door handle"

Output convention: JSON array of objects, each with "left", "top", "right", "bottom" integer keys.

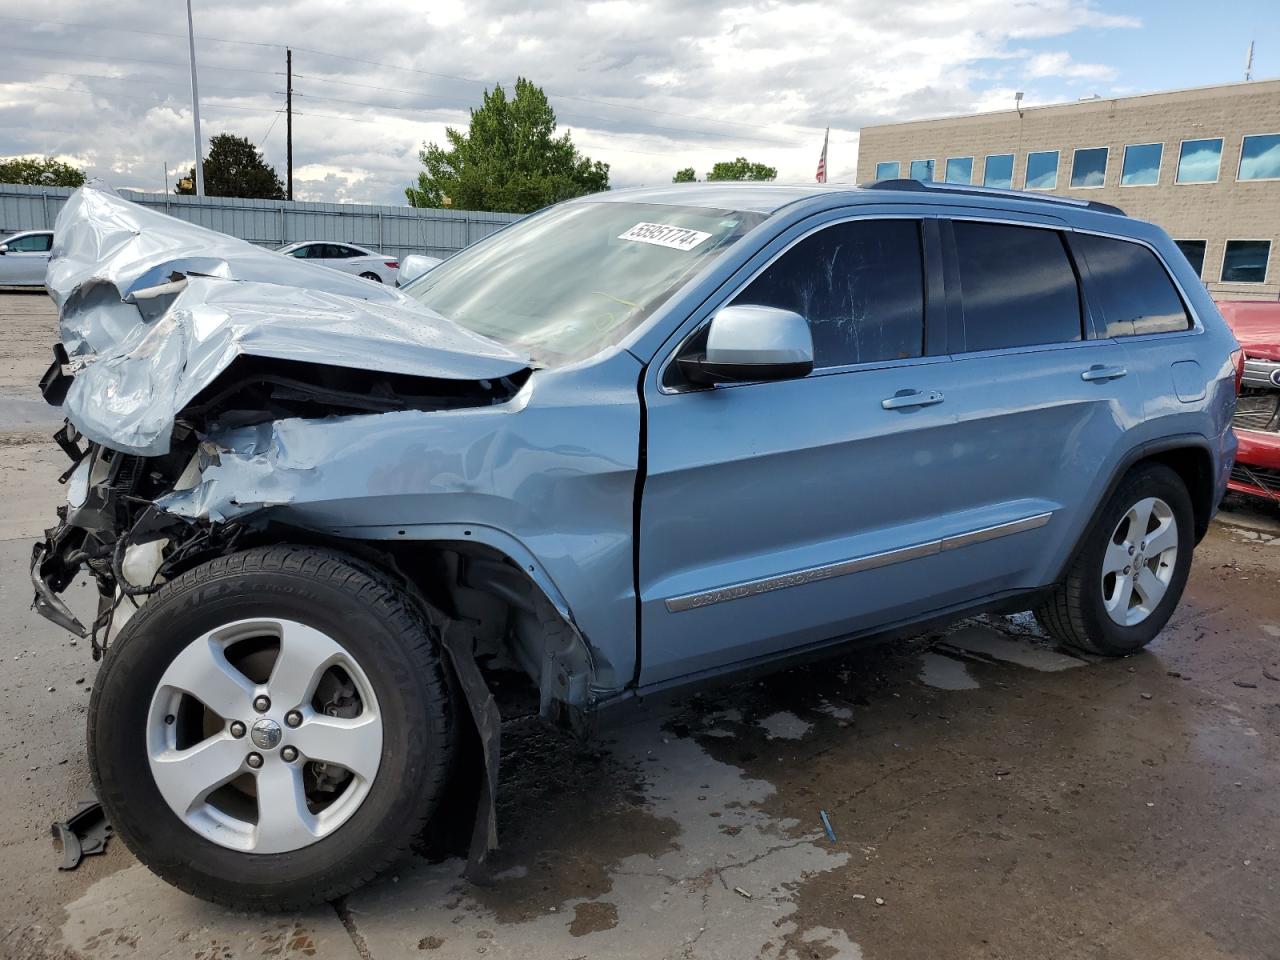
[
  {"left": 1081, "top": 365, "right": 1128, "bottom": 382},
  {"left": 881, "top": 389, "right": 944, "bottom": 410}
]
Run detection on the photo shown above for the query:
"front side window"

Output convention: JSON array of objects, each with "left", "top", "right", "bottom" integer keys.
[
  {"left": 945, "top": 157, "right": 973, "bottom": 184},
  {"left": 1025, "top": 151, "right": 1059, "bottom": 190},
  {"left": 6, "top": 233, "right": 52, "bottom": 252},
  {"left": 983, "top": 154, "right": 1014, "bottom": 188},
  {"left": 1238, "top": 134, "right": 1280, "bottom": 181},
  {"left": 953, "top": 221, "right": 1081, "bottom": 351},
  {"left": 1121, "top": 143, "right": 1163, "bottom": 186},
  {"left": 1071, "top": 147, "right": 1108, "bottom": 188},
  {"left": 287, "top": 245, "right": 314, "bottom": 258},
  {"left": 1221, "top": 240, "right": 1271, "bottom": 283},
  {"left": 910, "top": 159, "right": 935, "bottom": 181},
  {"left": 731, "top": 219, "right": 925, "bottom": 369},
  {"left": 406, "top": 200, "right": 766, "bottom": 365},
  {"left": 1174, "top": 240, "right": 1207, "bottom": 278},
  {"left": 1176, "top": 138, "right": 1223, "bottom": 183},
  {"left": 875, "top": 161, "right": 900, "bottom": 180},
  {"left": 1072, "top": 234, "right": 1190, "bottom": 336}
]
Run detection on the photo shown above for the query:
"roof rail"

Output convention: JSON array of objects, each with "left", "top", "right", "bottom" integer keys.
[{"left": 862, "top": 179, "right": 1125, "bottom": 216}]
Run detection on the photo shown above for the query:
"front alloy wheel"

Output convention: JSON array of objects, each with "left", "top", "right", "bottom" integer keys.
[
  {"left": 146, "top": 618, "right": 383, "bottom": 854},
  {"left": 90, "top": 545, "right": 456, "bottom": 910}
]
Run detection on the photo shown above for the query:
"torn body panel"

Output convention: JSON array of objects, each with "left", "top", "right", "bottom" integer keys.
[{"left": 47, "top": 187, "right": 529, "bottom": 456}]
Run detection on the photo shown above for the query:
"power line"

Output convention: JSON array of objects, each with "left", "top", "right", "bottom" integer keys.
[
  {"left": 0, "top": 43, "right": 278, "bottom": 78},
  {"left": 0, "top": 79, "right": 280, "bottom": 114}
]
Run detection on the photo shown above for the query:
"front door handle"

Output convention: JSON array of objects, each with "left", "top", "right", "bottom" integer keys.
[
  {"left": 1081, "top": 365, "right": 1128, "bottom": 382},
  {"left": 881, "top": 389, "right": 945, "bottom": 410}
]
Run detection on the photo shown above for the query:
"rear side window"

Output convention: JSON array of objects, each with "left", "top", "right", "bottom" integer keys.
[
  {"left": 732, "top": 219, "right": 925, "bottom": 368},
  {"left": 1072, "top": 234, "right": 1191, "bottom": 336},
  {"left": 952, "top": 221, "right": 1081, "bottom": 351}
]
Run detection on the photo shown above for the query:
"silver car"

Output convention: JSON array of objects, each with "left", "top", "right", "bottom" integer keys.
[
  {"left": 0, "top": 229, "right": 55, "bottom": 286},
  {"left": 277, "top": 240, "right": 402, "bottom": 284}
]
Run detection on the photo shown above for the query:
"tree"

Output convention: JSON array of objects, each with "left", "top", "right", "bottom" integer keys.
[
  {"left": 177, "top": 133, "right": 285, "bottom": 199},
  {"left": 672, "top": 167, "right": 697, "bottom": 183},
  {"left": 706, "top": 157, "right": 777, "bottom": 182},
  {"left": 405, "top": 78, "right": 609, "bottom": 213},
  {"left": 0, "top": 156, "right": 85, "bottom": 187}
]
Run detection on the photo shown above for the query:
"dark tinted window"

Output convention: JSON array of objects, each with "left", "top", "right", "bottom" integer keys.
[
  {"left": 953, "top": 221, "right": 1081, "bottom": 351},
  {"left": 732, "top": 219, "right": 924, "bottom": 368},
  {"left": 1174, "top": 239, "right": 1206, "bottom": 278},
  {"left": 7, "top": 233, "right": 52, "bottom": 252},
  {"left": 1221, "top": 240, "right": 1271, "bottom": 283},
  {"left": 1073, "top": 234, "right": 1191, "bottom": 336}
]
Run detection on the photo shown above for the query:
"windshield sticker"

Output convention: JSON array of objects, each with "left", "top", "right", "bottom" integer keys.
[{"left": 618, "top": 222, "right": 713, "bottom": 251}]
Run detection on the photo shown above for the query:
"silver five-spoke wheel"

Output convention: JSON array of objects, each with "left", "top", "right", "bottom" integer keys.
[
  {"left": 146, "top": 618, "right": 383, "bottom": 853},
  {"left": 1101, "top": 496, "right": 1178, "bottom": 627}
]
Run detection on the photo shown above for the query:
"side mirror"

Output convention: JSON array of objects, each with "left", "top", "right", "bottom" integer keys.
[
  {"left": 678, "top": 304, "right": 814, "bottom": 385},
  {"left": 0, "top": 243, "right": 8, "bottom": 255},
  {"left": 396, "top": 254, "right": 442, "bottom": 287}
]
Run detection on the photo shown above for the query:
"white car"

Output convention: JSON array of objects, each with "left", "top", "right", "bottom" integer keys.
[
  {"left": 0, "top": 230, "right": 55, "bottom": 287},
  {"left": 277, "top": 241, "right": 401, "bottom": 284}
]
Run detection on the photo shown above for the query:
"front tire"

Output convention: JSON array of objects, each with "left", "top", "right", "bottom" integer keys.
[
  {"left": 88, "top": 545, "right": 456, "bottom": 910},
  {"left": 1035, "top": 463, "right": 1194, "bottom": 656}
]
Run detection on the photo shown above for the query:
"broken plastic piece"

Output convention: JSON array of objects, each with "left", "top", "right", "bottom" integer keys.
[
  {"left": 820, "top": 808, "right": 837, "bottom": 843},
  {"left": 51, "top": 793, "right": 112, "bottom": 869}
]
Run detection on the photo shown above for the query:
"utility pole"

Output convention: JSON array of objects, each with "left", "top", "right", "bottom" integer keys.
[
  {"left": 185, "top": 0, "right": 205, "bottom": 195},
  {"left": 286, "top": 48, "right": 293, "bottom": 201}
]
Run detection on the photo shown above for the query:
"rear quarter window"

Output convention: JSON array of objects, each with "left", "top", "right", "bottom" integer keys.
[
  {"left": 1071, "top": 234, "right": 1191, "bottom": 336},
  {"left": 953, "top": 221, "right": 1082, "bottom": 351}
]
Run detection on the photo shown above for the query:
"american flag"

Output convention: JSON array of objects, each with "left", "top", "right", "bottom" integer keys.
[{"left": 815, "top": 127, "right": 829, "bottom": 183}]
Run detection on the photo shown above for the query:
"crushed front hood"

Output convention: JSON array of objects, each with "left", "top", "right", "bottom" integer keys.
[{"left": 47, "top": 187, "right": 530, "bottom": 455}]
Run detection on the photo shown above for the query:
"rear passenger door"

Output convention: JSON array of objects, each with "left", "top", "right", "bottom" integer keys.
[
  {"left": 934, "top": 215, "right": 1147, "bottom": 589},
  {"left": 1067, "top": 231, "right": 1200, "bottom": 438}
]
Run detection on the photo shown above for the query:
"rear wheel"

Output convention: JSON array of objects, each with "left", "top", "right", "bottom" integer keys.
[
  {"left": 359, "top": 271, "right": 382, "bottom": 283},
  {"left": 1035, "top": 463, "right": 1194, "bottom": 656},
  {"left": 88, "top": 545, "right": 455, "bottom": 910}
]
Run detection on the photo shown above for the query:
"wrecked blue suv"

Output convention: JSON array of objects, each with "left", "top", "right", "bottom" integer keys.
[{"left": 33, "top": 182, "right": 1239, "bottom": 909}]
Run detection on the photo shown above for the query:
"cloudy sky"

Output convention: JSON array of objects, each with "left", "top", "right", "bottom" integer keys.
[{"left": 1, "top": 0, "right": 1276, "bottom": 204}]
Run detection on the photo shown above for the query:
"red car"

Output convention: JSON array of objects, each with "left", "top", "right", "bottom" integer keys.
[{"left": 1219, "top": 300, "right": 1280, "bottom": 504}]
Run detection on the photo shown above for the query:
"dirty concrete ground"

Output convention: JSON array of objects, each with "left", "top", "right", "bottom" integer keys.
[{"left": 1, "top": 290, "right": 1279, "bottom": 960}]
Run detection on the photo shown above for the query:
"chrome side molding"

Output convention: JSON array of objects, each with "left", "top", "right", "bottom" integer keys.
[{"left": 664, "top": 512, "right": 1053, "bottom": 613}]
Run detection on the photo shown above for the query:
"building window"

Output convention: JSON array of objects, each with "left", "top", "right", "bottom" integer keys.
[
  {"left": 945, "top": 157, "right": 973, "bottom": 184},
  {"left": 1120, "top": 143, "right": 1163, "bottom": 186},
  {"left": 983, "top": 154, "right": 1014, "bottom": 189},
  {"left": 1176, "top": 138, "right": 1223, "bottom": 183},
  {"left": 1238, "top": 134, "right": 1280, "bottom": 181},
  {"left": 910, "top": 159, "right": 935, "bottom": 181},
  {"left": 1070, "top": 147, "right": 1108, "bottom": 188},
  {"left": 1025, "top": 151, "right": 1059, "bottom": 190},
  {"left": 1221, "top": 240, "right": 1271, "bottom": 283},
  {"left": 1174, "top": 240, "right": 1207, "bottom": 278},
  {"left": 875, "top": 161, "right": 900, "bottom": 180}
]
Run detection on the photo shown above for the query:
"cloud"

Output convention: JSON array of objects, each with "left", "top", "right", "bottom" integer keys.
[
  {"left": 1025, "top": 51, "right": 1118, "bottom": 81},
  {"left": 0, "top": 1, "right": 1139, "bottom": 203}
]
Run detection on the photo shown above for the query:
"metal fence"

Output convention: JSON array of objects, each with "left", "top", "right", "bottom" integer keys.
[{"left": 0, "top": 184, "right": 522, "bottom": 260}]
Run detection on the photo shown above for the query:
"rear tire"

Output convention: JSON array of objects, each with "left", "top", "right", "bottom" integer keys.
[
  {"left": 88, "top": 544, "right": 456, "bottom": 910},
  {"left": 1035, "top": 463, "right": 1194, "bottom": 656},
  {"left": 359, "top": 271, "right": 382, "bottom": 283}
]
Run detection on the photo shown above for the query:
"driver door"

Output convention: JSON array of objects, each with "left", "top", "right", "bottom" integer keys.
[
  {"left": 637, "top": 214, "right": 963, "bottom": 685},
  {"left": 1, "top": 232, "right": 54, "bottom": 285}
]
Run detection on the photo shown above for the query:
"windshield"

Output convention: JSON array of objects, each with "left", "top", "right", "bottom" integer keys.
[{"left": 402, "top": 200, "right": 766, "bottom": 364}]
